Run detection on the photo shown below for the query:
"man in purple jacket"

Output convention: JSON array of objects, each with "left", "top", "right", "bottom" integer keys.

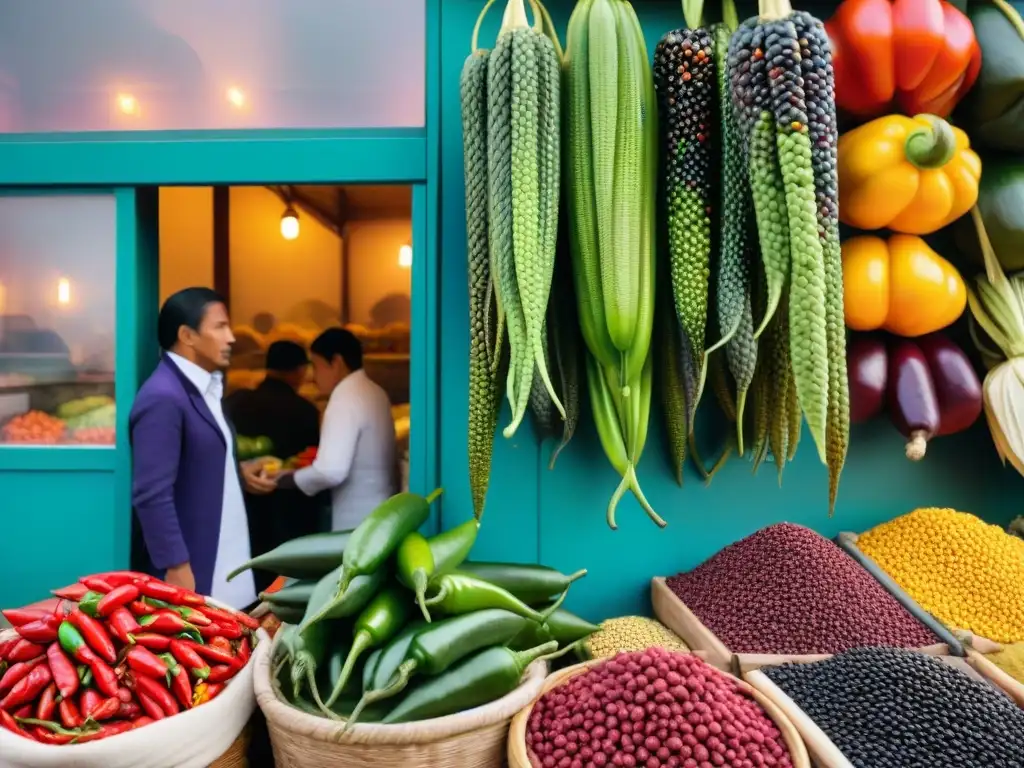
[{"left": 129, "top": 287, "right": 275, "bottom": 609}]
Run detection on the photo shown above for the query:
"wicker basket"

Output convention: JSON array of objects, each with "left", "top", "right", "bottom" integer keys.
[
  {"left": 209, "top": 726, "right": 252, "bottom": 768},
  {"left": 507, "top": 657, "right": 810, "bottom": 768},
  {"left": 253, "top": 630, "right": 548, "bottom": 768}
]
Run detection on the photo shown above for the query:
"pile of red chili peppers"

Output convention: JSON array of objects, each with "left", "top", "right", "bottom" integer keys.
[{"left": 0, "top": 571, "right": 258, "bottom": 745}]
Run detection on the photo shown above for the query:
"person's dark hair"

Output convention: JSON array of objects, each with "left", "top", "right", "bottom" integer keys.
[
  {"left": 265, "top": 340, "right": 310, "bottom": 372},
  {"left": 157, "top": 287, "right": 227, "bottom": 351},
  {"left": 310, "top": 327, "right": 363, "bottom": 371}
]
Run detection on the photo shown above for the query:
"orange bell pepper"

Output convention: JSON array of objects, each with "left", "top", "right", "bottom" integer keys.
[
  {"left": 825, "top": 0, "right": 982, "bottom": 118},
  {"left": 837, "top": 114, "right": 981, "bottom": 234},
  {"left": 841, "top": 235, "right": 966, "bottom": 337}
]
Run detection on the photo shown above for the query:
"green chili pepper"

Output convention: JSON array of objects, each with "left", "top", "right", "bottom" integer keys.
[
  {"left": 370, "top": 620, "right": 428, "bottom": 692},
  {"left": 290, "top": 618, "right": 337, "bottom": 704},
  {"left": 321, "top": 585, "right": 414, "bottom": 714},
  {"left": 227, "top": 530, "right": 353, "bottom": 582},
  {"left": 76, "top": 592, "right": 104, "bottom": 618},
  {"left": 396, "top": 532, "right": 435, "bottom": 622},
  {"left": 336, "top": 489, "right": 443, "bottom": 595},
  {"left": 424, "top": 573, "right": 568, "bottom": 623},
  {"left": 362, "top": 648, "right": 384, "bottom": 694},
  {"left": 267, "top": 604, "right": 305, "bottom": 624},
  {"left": 379, "top": 640, "right": 568, "bottom": 725},
  {"left": 259, "top": 579, "right": 319, "bottom": 609},
  {"left": 508, "top": 607, "right": 600, "bottom": 651},
  {"left": 425, "top": 519, "right": 480, "bottom": 577},
  {"left": 300, "top": 565, "right": 387, "bottom": 635},
  {"left": 454, "top": 562, "right": 588, "bottom": 604},
  {"left": 347, "top": 608, "right": 530, "bottom": 726}
]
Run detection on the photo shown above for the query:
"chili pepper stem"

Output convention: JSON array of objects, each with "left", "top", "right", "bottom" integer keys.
[
  {"left": 412, "top": 572, "right": 432, "bottom": 623},
  {"left": 351, "top": 657, "right": 421, "bottom": 723},
  {"left": 905, "top": 115, "right": 956, "bottom": 170},
  {"left": 423, "top": 584, "right": 447, "bottom": 608},
  {"left": 540, "top": 587, "right": 570, "bottom": 621},
  {"left": 322, "top": 630, "right": 374, "bottom": 713},
  {"left": 425, "top": 487, "right": 444, "bottom": 504},
  {"left": 15, "top": 716, "right": 95, "bottom": 735}
]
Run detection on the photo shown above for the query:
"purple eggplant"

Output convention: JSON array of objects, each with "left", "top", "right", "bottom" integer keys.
[
  {"left": 886, "top": 333, "right": 982, "bottom": 461},
  {"left": 847, "top": 335, "right": 888, "bottom": 424}
]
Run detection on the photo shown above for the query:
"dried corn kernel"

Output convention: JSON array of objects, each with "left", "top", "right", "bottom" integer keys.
[
  {"left": 858, "top": 508, "right": 1024, "bottom": 643},
  {"left": 988, "top": 642, "right": 1024, "bottom": 685},
  {"left": 584, "top": 616, "right": 689, "bottom": 659}
]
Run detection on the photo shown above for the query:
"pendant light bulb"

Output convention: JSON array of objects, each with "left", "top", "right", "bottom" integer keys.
[
  {"left": 398, "top": 243, "right": 412, "bottom": 268},
  {"left": 280, "top": 206, "right": 300, "bottom": 240}
]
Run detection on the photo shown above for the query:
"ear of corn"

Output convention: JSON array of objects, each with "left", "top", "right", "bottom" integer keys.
[
  {"left": 461, "top": 47, "right": 500, "bottom": 520},
  {"left": 566, "top": 0, "right": 661, "bottom": 528}
]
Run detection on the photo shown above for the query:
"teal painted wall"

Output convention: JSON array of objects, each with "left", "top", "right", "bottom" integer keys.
[{"left": 437, "top": 0, "right": 1024, "bottom": 621}]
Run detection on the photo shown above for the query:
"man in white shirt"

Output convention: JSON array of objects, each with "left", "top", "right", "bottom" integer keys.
[
  {"left": 129, "top": 288, "right": 275, "bottom": 610},
  {"left": 273, "top": 328, "right": 398, "bottom": 530}
]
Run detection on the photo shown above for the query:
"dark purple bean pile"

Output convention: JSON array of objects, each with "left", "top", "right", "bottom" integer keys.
[
  {"left": 666, "top": 523, "right": 938, "bottom": 654},
  {"left": 527, "top": 649, "right": 794, "bottom": 768},
  {"left": 763, "top": 647, "right": 1024, "bottom": 768}
]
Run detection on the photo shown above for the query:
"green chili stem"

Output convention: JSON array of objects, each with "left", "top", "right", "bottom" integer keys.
[{"left": 322, "top": 631, "right": 373, "bottom": 715}]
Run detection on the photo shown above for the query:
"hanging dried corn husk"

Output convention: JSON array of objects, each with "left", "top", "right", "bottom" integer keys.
[{"left": 965, "top": 206, "right": 1024, "bottom": 477}]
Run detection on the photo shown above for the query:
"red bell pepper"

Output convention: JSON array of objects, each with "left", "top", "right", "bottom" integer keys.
[
  {"left": 132, "top": 674, "right": 179, "bottom": 715},
  {"left": 136, "top": 691, "right": 166, "bottom": 720},
  {"left": 0, "top": 663, "right": 52, "bottom": 710},
  {"left": 15, "top": 616, "right": 59, "bottom": 644},
  {"left": 130, "top": 633, "right": 172, "bottom": 652},
  {"left": 6, "top": 640, "right": 45, "bottom": 664},
  {"left": 126, "top": 646, "right": 168, "bottom": 680},
  {"left": 0, "top": 656, "right": 44, "bottom": 694},
  {"left": 35, "top": 682, "right": 57, "bottom": 722},
  {"left": 51, "top": 584, "right": 90, "bottom": 601},
  {"left": 96, "top": 585, "right": 140, "bottom": 617},
  {"left": 825, "top": 0, "right": 982, "bottom": 119},
  {"left": 1, "top": 608, "right": 48, "bottom": 627},
  {"left": 107, "top": 606, "right": 141, "bottom": 643},
  {"left": 80, "top": 576, "right": 113, "bottom": 594},
  {"left": 47, "top": 642, "right": 80, "bottom": 699},
  {"left": 169, "top": 639, "right": 211, "bottom": 679},
  {"left": 58, "top": 697, "right": 82, "bottom": 728},
  {"left": 69, "top": 608, "right": 117, "bottom": 664}
]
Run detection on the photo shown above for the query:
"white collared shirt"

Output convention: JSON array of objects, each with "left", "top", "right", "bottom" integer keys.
[
  {"left": 166, "top": 352, "right": 256, "bottom": 609},
  {"left": 294, "top": 369, "right": 398, "bottom": 530}
]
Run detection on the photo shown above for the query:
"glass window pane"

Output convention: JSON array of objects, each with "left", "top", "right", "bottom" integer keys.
[
  {"left": 0, "top": 0, "right": 425, "bottom": 132},
  {"left": 0, "top": 194, "right": 117, "bottom": 447}
]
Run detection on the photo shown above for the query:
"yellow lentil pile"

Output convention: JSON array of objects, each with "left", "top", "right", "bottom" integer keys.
[
  {"left": 857, "top": 507, "right": 1024, "bottom": 643},
  {"left": 584, "top": 616, "right": 689, "bottom": 659},
  {"left": 988, "top": 642, "right": 1024, "bottom": 685}
]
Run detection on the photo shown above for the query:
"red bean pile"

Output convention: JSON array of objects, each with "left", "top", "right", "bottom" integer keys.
[
  {"left": 526, "top": 648, "right": 793, "bottom": 768},
  {"left": 666, "top": 523, "right": 939, "bottom": 654}
]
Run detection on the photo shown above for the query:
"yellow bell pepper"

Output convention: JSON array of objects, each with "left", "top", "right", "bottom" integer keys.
[
  {"left": 838, "top": 114, "right": 981, "bottom": 235},
  {"left": 842, "top": 234, "right": 967, "bottom": 337}
]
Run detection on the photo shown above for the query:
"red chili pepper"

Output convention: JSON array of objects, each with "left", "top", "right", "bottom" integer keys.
[
  {"left": 185, "top": 640, "right": 238, "bottom": 668},
  {"left": 128, "top": 601, "right": 151, "bottom": 617},
  {"left": 132, "top": 674, "right": 179, "bottom": 715},
  {"left": 85, "top": 696, "right": 121, "bottom": 722},
  {"left": 88, "top": 659, "right": 119, "bottom": 698},
  {"left": 202, "top": 682, "right": 224, "bottom": 704},
  {"left": 178, "top": 592, "right": 206, "bottom": 608},
  {"left": 68, "top": 609, "right": 117, "bottom": 664},
  {"left": 80, "top": 576, "right": 114, "bottom": 593},
  {"left": 60, "top": 624, "right": 118, "bottom": 698},
  {"left": 135, "top": 690, "right": 166, "bottom": 720},
  {"left": 6, "top": 639, "right": 45, "bottom": 663},
  {"left": 130, "top": 633, "right": 172, "bottom": 652},
  {"left": 178, "top": 606, "right": 212, "bottom": 626},
  {"left": 115, "top": 686, "right": 133, "bottom": 703},
  {"left": 1, "top": 608, "right": 48, "bottom": 627},
  {"left": 139, "top": 611, "right": 195, "bottom": 635},
  {"left": 51, "top": 584, "right": 90, "bottom": 601},
  {"left": 12, "top": 704, "right": 32, "bottom": 718},
  {"left": 94, "top": 570, "right": 153, "bottom": 583},
  {"left": 74, "top": 720, "right": 134, "bottom": 743},
  {"left": 166, "top": 660, "right": 193, "bottom": 709},
  {"left": 0, "top": 656, "right": 44, "bottom": 694},
  {"left": 216, "top": 620, "right": 243, "bottom": 640},
  {"left": 95, "top": 573, "right": 143, "bottom": 589},
  {"left": 96, "top": 585, "right": 140, "bottom": 617},
  {"left": 209, "top": 636, "right": 234, "bottom": 653},
  {"left": 46, "top": 642, "right": 79, "bottom": 699},
  {"left": 32, "top": 725, "right": 79, "bottom": 745},
  {"left": 205, "top": 664, "right": 235, "bottom": 684},
  {"left": 58, "top": 697, "right": 82, "bottom": 728},
  {"left": 138, "top": 580, "right": 187, "bottom": 604},
  {"left": 237, "top": 636, "right": 252, "bottom": 665},
  {"left": 35, "top": 682, "right": 57, "bottom": 721},
  {"left": 199, "top": 604, "right": 259, "bottom": 631},
  {"left": 0, "top": 708, "right": 27, "bottom": 737},
  {"left": 169, "top": 639, "right": 211, "bottom": 679},
  {"left": 80, "top": 689, "right": 102, "bottom": 716},
  {"left": 116, "top": 700, "right": 141, "bottom": 720},
  {"left": 132, "top": 715, "right": 154, "bottom": 729},
  {"left": 106, "top": 606, "right": 141, "bottom": 644},
  {"left": 126, "top": 646, "right": 168, "bottom": 680},
  {"left": 0, "top": 635, "right": 19, "bottom": 660},
  {"left": 15, "top": 618, "right": 59, "bottom": 644},
  {"left": 0, "top": 663, "right": 52, "bottom": 710}
]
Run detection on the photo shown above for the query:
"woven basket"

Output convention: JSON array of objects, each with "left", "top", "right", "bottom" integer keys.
[
  {"left": 253, "top": 629, "right": 548, "bottom": 768},
  {"left": 507, "top": 656, "right": 810, "bottom": 768},
  {"left": 208, "top": 726, "right": 252, "bottom": 768}
]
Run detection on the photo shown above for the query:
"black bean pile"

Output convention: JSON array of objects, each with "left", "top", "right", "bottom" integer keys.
[
  {"left": 666, "top": 523, "right": 939, "bottom": 654},
  {"left": 764, "top": 647, "right": 1024, "bottom": 768}
]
